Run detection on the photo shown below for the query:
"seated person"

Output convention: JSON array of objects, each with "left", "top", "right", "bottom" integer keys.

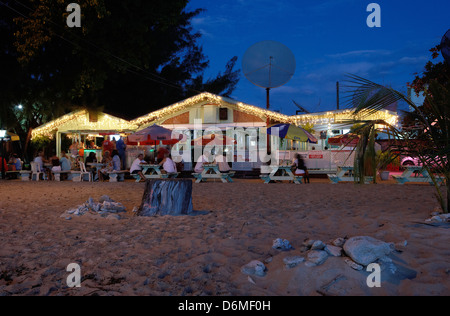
[
  {"left": 158, "top": 153, "right": 177, "bottom": 174},
  {"left": 85, "top": 152, "right": 97, "bottom": 165},
  {"left": 194, "top": 151, "right": 211, "bottom": 173},
  {"left": 8, "top": 154, "right": 22, "bottom": 171},
  {"left": 130, "top": 153, "right": 146, "bottom": 182},
  {"left": 111, "top": 150, "right": 121, "bottom": 171},
  {"left": 99, "top": 150, "right": 119, "bottom": 181},
  {"left": 101, "top": 150, "right": 112, "bottom": 164},
  {"left": 215, "top": 153, "right": 231, "bottom": 173},
  {"left": 34, "top": 150, "right": 50, "bottom": 179},
  {"left": 50, "top": 158, "right": 61, "bottom": 181}
]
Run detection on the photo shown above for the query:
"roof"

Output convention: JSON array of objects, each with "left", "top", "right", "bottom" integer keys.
[
  {"left": 130, "top": 92, "right": 292, "bottom": 127},
  {"left": 31, "top": 109, "right": 138, "bottom": 139}
]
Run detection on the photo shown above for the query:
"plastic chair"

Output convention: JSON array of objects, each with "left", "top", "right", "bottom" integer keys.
[
  {"left": 31, "top": 162, "right": 45, "bottom": 181},
  {"left": 74, "top": 161, "right": 92, "bottom": 182}
]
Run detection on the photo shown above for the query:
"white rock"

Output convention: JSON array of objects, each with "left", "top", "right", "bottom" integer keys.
[
  {"left": 241, "top": 260, "right": 267, "bottom": 277},
  {"left": 343, "top": 236, "right": 394, "bottom": 266},
  {"left": 325, "top": 245, "right": 342, "bottom": 257},
  {"left": 283, "top": 256, "right": 305, "bottom": 269},
  {"left": 311, "top": 240, "right": 326, "bottom": 250}
]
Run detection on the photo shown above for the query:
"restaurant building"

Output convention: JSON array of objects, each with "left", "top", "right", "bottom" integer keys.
[{"left": 32, "top": 92, "right": 399, "bottom": 172}]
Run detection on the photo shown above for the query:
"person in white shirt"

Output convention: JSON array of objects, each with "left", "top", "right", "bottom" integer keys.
[
  {"left": 194, "top": 151, "right": 211, "bottom": 173},
  {"left": 159, "top": 153, "right": 177, "bottom": 174},
  {"left": 130, "top": 154, "right": 146, "bottom": 182}
]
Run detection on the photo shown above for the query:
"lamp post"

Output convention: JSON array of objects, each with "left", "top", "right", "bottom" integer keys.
[{"left": 0, "top": 129, "right": 7, "bottom": 180}]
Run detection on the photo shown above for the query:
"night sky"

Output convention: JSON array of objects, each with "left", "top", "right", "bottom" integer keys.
[{"left": 186, "top": 0, "right": 449, "bottom": 114}]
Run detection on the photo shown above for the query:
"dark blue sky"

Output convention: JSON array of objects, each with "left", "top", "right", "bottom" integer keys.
[{"left": 186, "top": 0, "right": 449, "bottom": 115}]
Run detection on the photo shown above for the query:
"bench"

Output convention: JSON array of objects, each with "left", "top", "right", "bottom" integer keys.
[
  {"left": 328, "top": 174, "right": 374, "bottom": 184},
  {"left": 51, "top": 170, "right": 72, "bottom": 181},
  {"left": 19, "top": 171, "right": 32, "bottom": 181},
  {"left": 5, "top": 171, "right": 20, "bottom": 179},
  {"left": 161, "top": 172, "right": 180, "bottom": 179},
  {"left": 108, "top": 170, "right": 129, "bottom": 182},
  {"left": 393, "top": 174, "right": 444, "bottom": 186},
  {"left": 221, "top": 171, "right": 235, "bottom": 183},
  {"left": 132, "top": 172, "right": 179, "bottom": 182}
]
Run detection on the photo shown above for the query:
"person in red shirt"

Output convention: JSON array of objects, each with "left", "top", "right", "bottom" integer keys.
[{"left": 102, "top": 136, "right": 115, "bottom": 156}]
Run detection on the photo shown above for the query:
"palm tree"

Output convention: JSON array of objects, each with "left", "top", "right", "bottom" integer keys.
[{"left": 343, "top": 74, "right": 449, "bottom": 213}]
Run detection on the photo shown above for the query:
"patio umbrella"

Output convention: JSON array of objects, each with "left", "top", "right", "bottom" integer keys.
[
  {"left": 127, "top": 124, "right": 175, "bottom": 143},
  {"left": 266, "top": 124, "right": 318, "bottom": 143},
  {"left": 328, "top": 133, "right": 359, "bottom": 147},
  {"left": 127, "top": 124, "right": 183, "bottom": 146},
  {"left": 191, "top": 134, "right": 237, "bottom": 147}
]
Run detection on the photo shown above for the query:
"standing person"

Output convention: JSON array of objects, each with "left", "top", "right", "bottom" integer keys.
[
  {"left": 130, "top": 153, "right": 146, "bottom": 182},
  {"left": 116, "top": 136, "right": 127, "bottom": 170},
  {"left": 292, "top": 153, "right": 310, "bottom": 184},
  {"left": 69, "top": 142, "right": 79, "bottom": 158},
  {"left": 102, "top": 136, "right": 114, "bottom": 156}
]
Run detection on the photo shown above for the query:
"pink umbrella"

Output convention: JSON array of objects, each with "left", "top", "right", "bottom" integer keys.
[{"left": 127, "top": 124, "right": 177, "bottom": 143}]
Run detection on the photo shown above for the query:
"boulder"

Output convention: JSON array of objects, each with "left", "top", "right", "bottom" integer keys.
[{"left": 343, "top": 236, "right": 394, "bottom": 266}]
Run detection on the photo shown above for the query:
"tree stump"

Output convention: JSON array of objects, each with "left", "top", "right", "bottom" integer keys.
[{"left": 137, "top": 179, "right": 193, "bottom": 216}]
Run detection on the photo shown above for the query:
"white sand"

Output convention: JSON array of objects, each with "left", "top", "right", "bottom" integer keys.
[{"left": 0, "top": 180, "right": 449, "bottom": 296}]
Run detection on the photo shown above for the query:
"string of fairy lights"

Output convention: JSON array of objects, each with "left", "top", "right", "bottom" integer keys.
[
  {"left": 31, "top": 110, "right": 138, "bottom": 139},
  {"left": 32, "top": 92, "right": 399, "bottom": 139},
  {"left": 131, "top": 93, "right": 292, "bottom": 127}
]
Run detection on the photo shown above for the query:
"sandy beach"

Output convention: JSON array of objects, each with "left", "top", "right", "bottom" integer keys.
[{"left": 0, "top": 180, "right": 449, "bottom": 296}]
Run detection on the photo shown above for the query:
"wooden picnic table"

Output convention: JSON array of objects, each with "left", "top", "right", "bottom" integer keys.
[
  {"left": 192, "top": 164, "right": 235, "bottom": 183},
  {"left": 328, "top": 166, "right": 373, "bottom": 184},
  {"left": 260, "top": 165, "right": 303, "bottom": 184},
  {"left": 134, "top": 164, "right": 179, "bottom": 182},
  {"left": 392, "top": 166, "right": 444, "bottom": 185}
]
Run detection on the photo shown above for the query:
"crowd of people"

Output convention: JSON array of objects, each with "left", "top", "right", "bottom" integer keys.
[{"left": 2, "top": 134, "right": 310, "bottom": 183}]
